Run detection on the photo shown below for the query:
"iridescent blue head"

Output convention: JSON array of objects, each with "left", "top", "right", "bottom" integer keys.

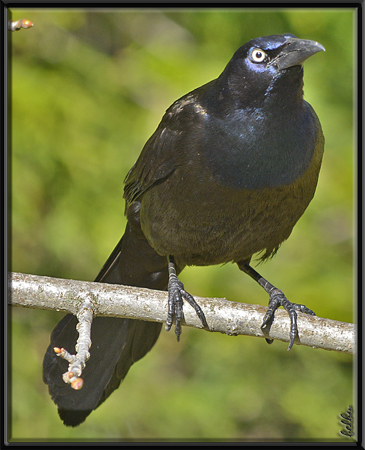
[{"left": 218, "top": 34, "right": 325, "bottom": 107}]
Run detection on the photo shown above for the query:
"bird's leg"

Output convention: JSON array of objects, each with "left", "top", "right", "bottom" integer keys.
[
  {"left": 238, "top": 262, "right": 316, "bottom": 350},
  {"left": 166, "top": 256, "right": 208, "bottom": 341}
]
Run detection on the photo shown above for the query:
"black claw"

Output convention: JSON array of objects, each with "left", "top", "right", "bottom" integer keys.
[
  {"left": 239, "top": 263, "right": 315, "bottom": 351},
  {"left": 167, "top": 272, "right": 208, "bottom": 340},
  {"left": 181, "top": 288, "right": 209, "bottom": 329},
  {"left": 291, "top": 303, "right": 316, "bottom": 316},
  {"left": 261, "top": 288, "right": 315, "bottom": 351}
]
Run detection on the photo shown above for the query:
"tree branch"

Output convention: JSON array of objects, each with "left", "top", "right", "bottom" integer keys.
[
  {"left": 8, "top": 272, "right": 355, "bottom": 354},
  {"left": 8, "top": 19, "right": 34, "bottom": 32}
]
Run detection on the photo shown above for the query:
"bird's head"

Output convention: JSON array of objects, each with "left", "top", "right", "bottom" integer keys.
[{"left": 218, "top": 34, "right": 325, "bottom": 108}]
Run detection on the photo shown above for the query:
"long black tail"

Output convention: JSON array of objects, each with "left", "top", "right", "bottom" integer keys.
[{"left": 42, "top": 223, "right": 169, "bottom": 426}]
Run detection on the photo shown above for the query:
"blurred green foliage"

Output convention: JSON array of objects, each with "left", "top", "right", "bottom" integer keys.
[{"left": 9, "top": 8, "right": 355, "bottom": 442}]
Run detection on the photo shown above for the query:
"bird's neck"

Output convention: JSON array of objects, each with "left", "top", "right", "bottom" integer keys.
[
  {"left": 263, "top": 68, "right": 304, "bottom": 110},
  {"left": 213, "top": 66, "right": 305, "bottom": 113}
]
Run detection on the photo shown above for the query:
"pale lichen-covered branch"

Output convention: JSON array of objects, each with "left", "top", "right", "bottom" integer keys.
[{"left": 8, "top": 272, "right": 355, "bottom": 355}]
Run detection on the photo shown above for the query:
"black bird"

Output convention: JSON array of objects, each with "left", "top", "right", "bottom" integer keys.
[{"left": 43, "top": 34, "right": 325, "bottom": 426}]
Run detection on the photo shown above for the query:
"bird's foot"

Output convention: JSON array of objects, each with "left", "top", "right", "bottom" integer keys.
[
  {"left": 166, "top": 272, "right": 208, "bottom": 341},
  {"left": 261, "top": 288, "right": 316, "bottom": 351}
]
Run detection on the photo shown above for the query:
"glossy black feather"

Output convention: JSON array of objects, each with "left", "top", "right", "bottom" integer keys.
[{"left": 43, "top": 34, "right": 324, "bottom": 426}]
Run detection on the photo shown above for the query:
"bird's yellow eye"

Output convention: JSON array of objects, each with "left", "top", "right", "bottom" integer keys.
[{"left": 250, "top": 48, "right": 267, "bottom": 63}]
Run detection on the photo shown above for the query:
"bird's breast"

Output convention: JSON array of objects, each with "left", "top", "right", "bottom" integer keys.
[{"left": 202, "top": 105, "right": 318, "bottom": 190}]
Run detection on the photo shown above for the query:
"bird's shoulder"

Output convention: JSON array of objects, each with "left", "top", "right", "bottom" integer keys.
[
  {"left": 162, "top": 80, "right": 214, "bottom": 127},
  {"left": 124, "top": 82, "right": 214, "bottom": 204}
]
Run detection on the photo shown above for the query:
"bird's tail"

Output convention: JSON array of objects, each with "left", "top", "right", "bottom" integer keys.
[{"left": 42, "top": 223, "right": 169, "bottom": 427}]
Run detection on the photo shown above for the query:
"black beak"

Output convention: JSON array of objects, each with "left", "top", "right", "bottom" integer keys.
[{"left": 272, "top": 37, "right": 325, "bottom": 70}]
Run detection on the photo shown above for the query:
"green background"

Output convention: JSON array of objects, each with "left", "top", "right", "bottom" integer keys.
[{"left": 9, "top": 8, "right": 355, "bottom": 442}]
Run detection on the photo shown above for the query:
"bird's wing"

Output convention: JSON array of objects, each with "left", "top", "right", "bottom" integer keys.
[{"left": 124, "top": 81, "right": 213, "bottom": 205}]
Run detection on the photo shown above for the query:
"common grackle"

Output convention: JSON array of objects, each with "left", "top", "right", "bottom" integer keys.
[{"left": 43, "top": 34, "right": 325, "bottom": 426}]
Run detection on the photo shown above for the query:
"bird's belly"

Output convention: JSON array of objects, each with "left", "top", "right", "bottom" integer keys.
[{"left": 140, "top": 167, "right": 317, "bottom": 267}]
